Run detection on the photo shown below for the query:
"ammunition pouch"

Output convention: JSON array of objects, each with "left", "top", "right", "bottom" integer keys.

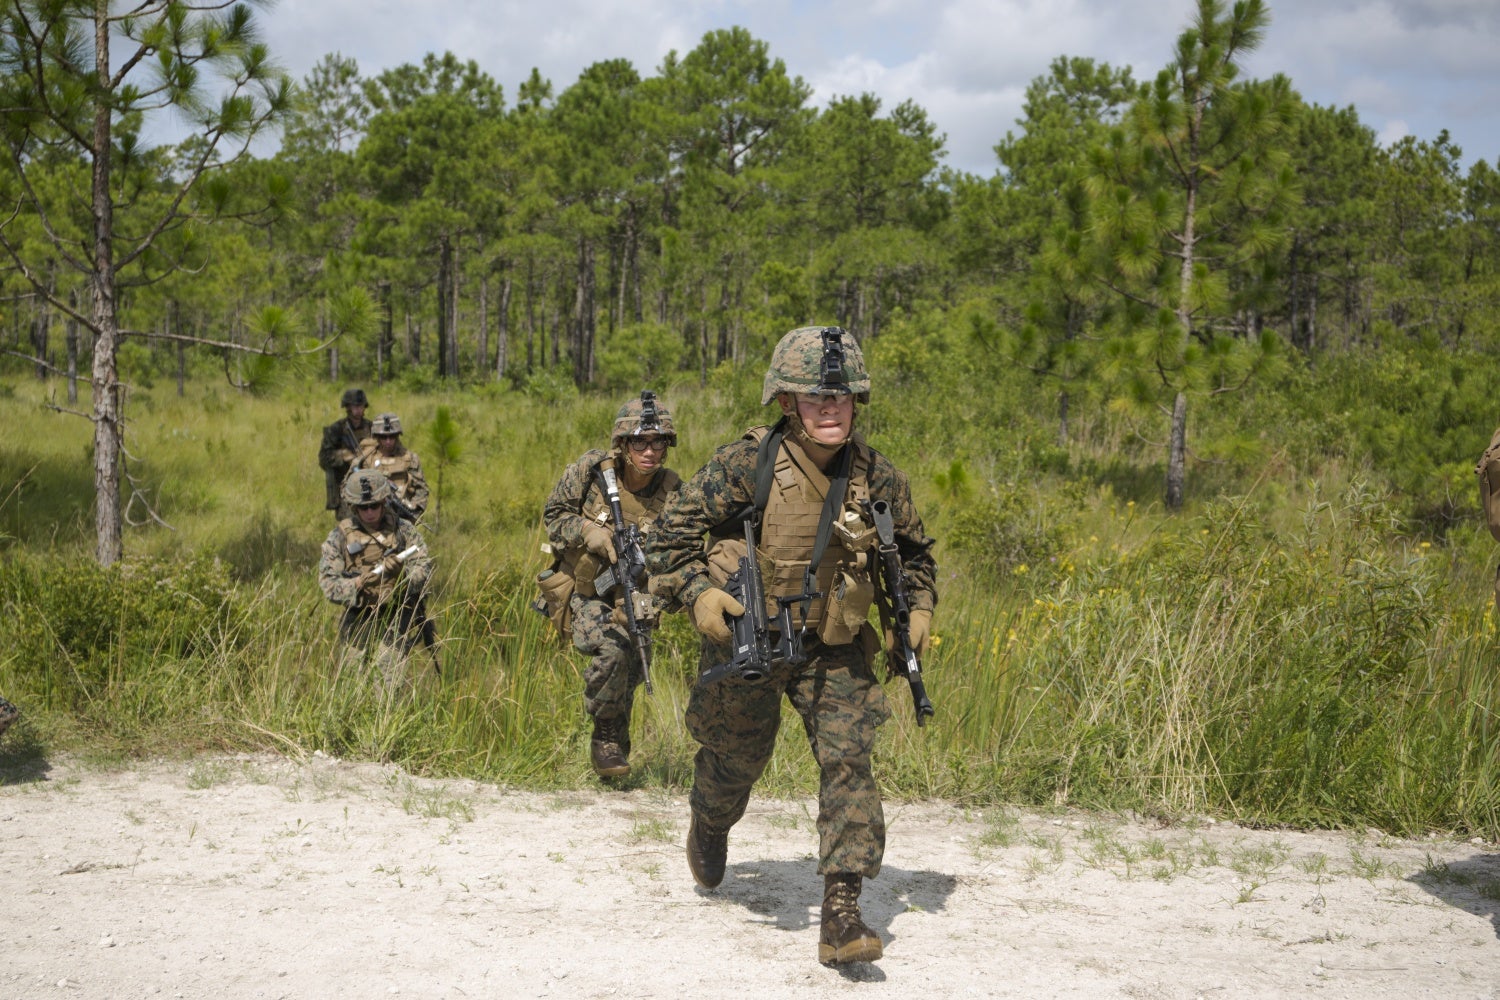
[
  {"left": 818, "top": 568, "right": 875, "bottom": 646},
  {"left": 533, "top": 567, "right": 576, "bottom": 637},
  {"left": 567, "top": 549, "right": 606, "bottom": 599}
]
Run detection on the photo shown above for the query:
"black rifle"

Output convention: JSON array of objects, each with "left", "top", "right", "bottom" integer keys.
[
  {"left": 868, "top": 499, "right": 935, "bottom": 726},
  {"left": 700, "top": 516, "right": 816, "bottom": 685},
  {"left": 386, "top": 490, "right": 422, "bottom": 525},
  {"left": 595, "top": 466, "right": 654, "bottom": 694},
  {"left": 343, "top": 419, "right": 362, "bottom": 459}
]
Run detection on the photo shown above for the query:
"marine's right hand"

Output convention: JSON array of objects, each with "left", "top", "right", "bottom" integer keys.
[
  {"left": 691, "top": 587, "right": 745, "bottom": 644},
  {"left": 583, "top": 523, "right": 617, "bottom": 563}
]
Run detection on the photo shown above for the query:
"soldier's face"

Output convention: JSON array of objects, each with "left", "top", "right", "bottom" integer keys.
[
  {"left": 347, "top": 404, "right": 367, "bottom": 423},
  {"left": 355, "top": 502, "right": 384, "bottom": 528},
  {"left": 375, "top": 434, "right": 398, "bottom": 455},
  {"left": 625, "top": 435, "right": 668, "bottom": 474},
  {"left": 784, "top": 392, "right": 853, "bottom": 447}
]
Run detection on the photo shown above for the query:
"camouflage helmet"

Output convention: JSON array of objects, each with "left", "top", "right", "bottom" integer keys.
[
  {"left": 611, "top": 390, "right": 677, "bottom": 446},
  {"left": 371, "top": 413, "right": 403, "bottom": 436},
  {"left": 761, "top": 326, "right": 870, "bottom": 405},
  {"left": 340, "top": 387, "right": 368, "bottom": 408},
  {"left": 342, "top": 468, "right": 392, "bottom": 508}
]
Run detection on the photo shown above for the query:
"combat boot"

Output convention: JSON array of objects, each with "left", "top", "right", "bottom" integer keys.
[
  {"left": 589, "top": 715, "right": 630, "bottom": 778},
  {"left": 686, "top": 812, "right": 728, "bottom": 889},
  {"left": 819, "top": 874, "right": 882, "bottom": 965}
]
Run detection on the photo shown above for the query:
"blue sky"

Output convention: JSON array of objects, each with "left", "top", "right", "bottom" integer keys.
[{"left": 257, "top": 0, "right": 1499, "bottom": 176}]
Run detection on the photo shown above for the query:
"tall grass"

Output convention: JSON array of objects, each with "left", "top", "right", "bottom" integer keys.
[{"left": 0, "top": 368, "right": 1495, "bottom": 838}]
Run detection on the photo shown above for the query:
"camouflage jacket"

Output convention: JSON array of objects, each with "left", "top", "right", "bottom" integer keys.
[
  {"left": 318, "top": 417, "right": 374, "bottom": 510},
  {"left": 318, "top": 513, "right": 432, "bottom": 608},
  {"left": 645, "top": 428, "right": 937, "bottom": 613},
  {"left": 543, "top": 448, "right": 681, "bottom": 554}
]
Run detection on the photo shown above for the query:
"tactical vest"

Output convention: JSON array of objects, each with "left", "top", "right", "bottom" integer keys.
[
  {"left": 338, "top": 517, "right": 403, "bottom": 605},
  {"left": 566, "top": 452, "right": 682, "bottom": 599},
  {"left": 365, "top": 448, "right": 418, "bottom": 500},
  {"left": 748, "top": 427, "right": 877, "bottom": 643}
]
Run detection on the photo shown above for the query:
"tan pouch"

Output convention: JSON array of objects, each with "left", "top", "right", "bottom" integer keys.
[
  {"left": 570, "top": 551, "right": 605, "bottom": 598},
  {"left": 833, "top": 503, "right": 877, "bottom": 552},
  {"left": 818, "top": 569, "right": 875, "bottom": 646},
  {"left": 535, "top": 567, "right": 576, "bottom": 637}
]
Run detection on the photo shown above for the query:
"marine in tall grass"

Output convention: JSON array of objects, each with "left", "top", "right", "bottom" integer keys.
[
  {"left": 347, "top": 413, "right": 430, "bottom": 521},
  {"left": 318, "top": 469, "right": 434, "bottom": 691},
  {"left": 541, "top": 391, "right": 683, "bottom": 779},
  {"left": 645, "top": 326, "right": 938, "bottom": 966},
  {"left": 318, "top": 388, "right": 376, "bottom": 520}
]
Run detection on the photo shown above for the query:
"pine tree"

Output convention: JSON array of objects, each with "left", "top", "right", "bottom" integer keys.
[
  {"left": 0, "top": 0, "right": 289, "bottom": 563},
  {"left": 1065, "top": 0, "right": 1296, "bottom": 509}
]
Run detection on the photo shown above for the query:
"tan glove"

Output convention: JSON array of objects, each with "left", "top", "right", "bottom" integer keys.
[
  {"left": 583, "top": 523, "right": 617, "bottom": 563},
  {"left": 335, "top": 448, "right": 355, "bottom": 465},
  {"left": 377, "top": 553, "right": 404, "bottom": 578},
  {"left": 907, "top": 609, "right": 933, "bottom": 659},
  {"left": 691, "top": 587, "right": 746, "bottom": 644}
]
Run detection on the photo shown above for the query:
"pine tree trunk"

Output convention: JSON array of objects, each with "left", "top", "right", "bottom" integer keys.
[
  {"left": 496, "top": 274, "right": 512, "bottom": 380},
  {"left": 436, "top": 235, "right": 452, "bottom": 378},
  {"left": 477, "top": 271, "right": 488, "bottom": 377},
  {"left": 66, "top": 290, "right": 79, "bottom": 405},
  {"left": 90, "top": 7, "right": 122, "bottom": 566},
  {"left": 448, "top": 239, "right": 461, "bottom": 377},
  {"left": 172, "top": 301, "right": 184, "bottom": 397},
  {"left": 1166, "top": 391, "right": 1187, "bottom": 512}
]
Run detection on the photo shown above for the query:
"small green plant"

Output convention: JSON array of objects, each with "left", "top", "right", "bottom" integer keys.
[
  {"left": 629, "top": 818, "right": 674, "bottom": 844},
  {"left": 187, "top": 760, "right": 235, "bottom": 789},
  {"left": 977, "top": 809, "right": 1021, "bottom": 849}
]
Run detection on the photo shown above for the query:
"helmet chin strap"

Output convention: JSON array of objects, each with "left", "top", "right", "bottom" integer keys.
[
  {"left": 613, "top": 443, "right": 658, "bottom": 483},
  {"left": 785, "top": 403, "right": 856, "bottom": 451}
]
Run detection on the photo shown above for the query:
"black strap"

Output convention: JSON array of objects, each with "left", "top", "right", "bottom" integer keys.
[
  {"left": 749, "top": 417, "right": 787, "bottom": 521},
  {"left": 807, "top": 443, "right": 851, "bottom": 581}
]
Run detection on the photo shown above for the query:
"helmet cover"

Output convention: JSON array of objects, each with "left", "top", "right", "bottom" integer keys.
[
  {"left": 342, "top": 468, "right": 393, "bottom": 507},
  {"left": 612, "top": 390, "right": 677, "bottom": 446},
  {"left": 761, "top": 326, "right": 870, "bottom": 405}
]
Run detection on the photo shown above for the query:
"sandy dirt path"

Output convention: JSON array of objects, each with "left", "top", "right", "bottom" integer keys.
[{"left": 1, "top": 752, "right": 1496, "bottom": 999}]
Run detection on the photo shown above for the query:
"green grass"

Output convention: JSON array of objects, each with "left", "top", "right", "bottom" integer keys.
[{"left": 0, "top": 367, "right": 1497, "bottom": 842}]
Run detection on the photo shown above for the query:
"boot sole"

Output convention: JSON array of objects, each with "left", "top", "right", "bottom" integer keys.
[
  {"left": 819, "top": 935, "right": 883, "bottom": 965},
  {"left": 593, "top": 763, "right": 630, "bottom": 778}
]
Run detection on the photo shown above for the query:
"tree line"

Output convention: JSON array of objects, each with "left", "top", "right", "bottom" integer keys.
[{"left": 2, "top": 0, "right": 1498, "bottom": 562}]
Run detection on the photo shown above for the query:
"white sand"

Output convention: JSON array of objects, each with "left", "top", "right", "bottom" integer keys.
[{"left": 2, "top": 752, "right": 1496, "bottom": 999}]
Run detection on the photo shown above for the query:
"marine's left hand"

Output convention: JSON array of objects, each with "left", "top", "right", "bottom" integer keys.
[{"left": 908, "top": 609, "right": 933, "bottom": 659}]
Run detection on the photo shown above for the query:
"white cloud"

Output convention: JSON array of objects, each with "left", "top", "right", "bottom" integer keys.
[{"left": 1376, "top": 118, "right": 1411, "bottom": 148}]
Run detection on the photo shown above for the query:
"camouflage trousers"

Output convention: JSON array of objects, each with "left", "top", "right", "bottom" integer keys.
[
  {"left": 338, "top": 592, "right": 435, "bottom": 693},
  {"left": 0, "top": 695, "right": 18, "bottom": 737},
  {"left": 569, "top": 593, "right": 645, "bottom": 721},
  {"left": 686, "top": 630, "right": 891, "bottom": 877}
]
